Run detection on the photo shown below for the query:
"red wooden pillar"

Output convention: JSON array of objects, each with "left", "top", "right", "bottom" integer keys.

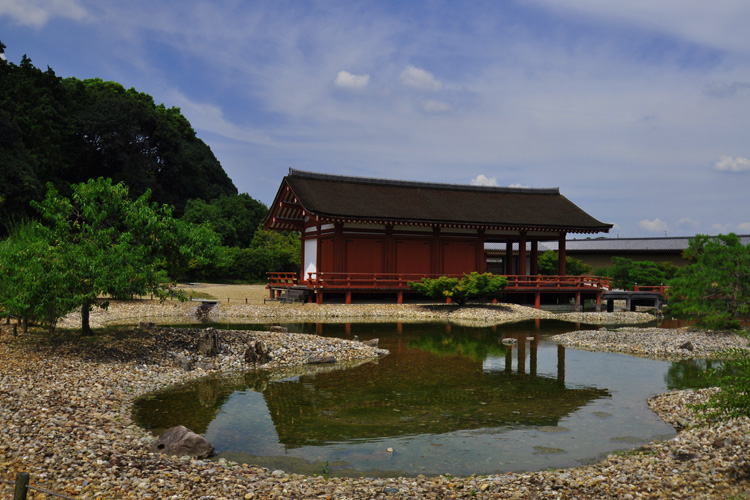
[
  {"left": 345, "top": 291, "right": 352, "bottom": 304},
  {"left": 534, "top": 292, "right": 541, "bottom": 309},
  {"left": 505, "top": 241, "right": 513, "bottom": 275},
  {"left": 596, "top": 291, "right": 602, "bottom": 312},
  {"left": 530, "top": 240, "right": 539, "bottom": 275},
  {"left": 518, "top": 232, "right": 527, "bottom": 276},
  {"left": 432, "top": 226, "right": 441, "bottom": 274},
  {"left": 558, "top": 232, "right": 567, "bottom": 276},
  {"left": 397, "top": 291, "right": 403, "bottom": 304},
  {"left": 316, "top": 291, "right": 324, "bottom": 304},
  {"left": 477, "top": 229, "right": 486, "bottom": 273}
]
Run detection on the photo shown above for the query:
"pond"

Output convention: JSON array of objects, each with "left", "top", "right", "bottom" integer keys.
[{"left": 133, "top": 320, "right": 714, "bottom": 477}]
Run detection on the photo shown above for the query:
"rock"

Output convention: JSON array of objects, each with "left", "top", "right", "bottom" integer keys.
[
  {"left": 362, "top": 338, "right": 379, "bottom": 347},
  {"left": 197, "top": 329, "right": 220, "bottom": 357},
  {"left": 308, "top": 356, "right": 337, "bottom": 364},
  {"left": 150, "top": 426, "right": 214, "bottom": 458},
  {"left": 501, "top": 338, "right": 517, "bottom": 345},
  {"left": 679, "top": 341, "right": 694, "bottom": 351},
  {"left": 270, "top": 326, "right": 288, "bottom": 333},
  {"left": 244, "top": 340, "right": 270, "bottom": 365},
  {"left": 174, "top": 354, "right": 193, "bottom": 371}
]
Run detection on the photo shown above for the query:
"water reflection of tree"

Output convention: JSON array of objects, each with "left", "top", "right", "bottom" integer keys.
[
  {"left": 665, "top": 359, "right": 722, "bottom": 390},
  {"left": 407, "top": 333, "right": 507, "bottom": 362}
]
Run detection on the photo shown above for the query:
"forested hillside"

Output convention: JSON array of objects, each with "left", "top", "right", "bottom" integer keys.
[
  {"left": 0, "top": 44, "right": 236, "bottom": 234},
  {"left": 0, "top": 42, "right": 299, "bottom": 282}
]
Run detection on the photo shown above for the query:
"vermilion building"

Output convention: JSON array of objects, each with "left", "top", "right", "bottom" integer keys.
[{"left": 265, "top": 169, "right": 613, "bottom": 306}]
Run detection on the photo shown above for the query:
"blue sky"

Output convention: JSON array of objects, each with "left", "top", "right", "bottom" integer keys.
[{"left": 2, "top": 0, "right": 749, "bottom": 238}]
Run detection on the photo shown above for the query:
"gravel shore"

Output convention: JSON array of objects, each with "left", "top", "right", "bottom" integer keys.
[{"left": 3, "top": 302, "right": 750, "bottom": 499}]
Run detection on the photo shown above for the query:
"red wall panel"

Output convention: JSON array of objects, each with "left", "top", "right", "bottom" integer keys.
[
  {"left": 346, "top": 238, "right": 385, "bottom": 273},
  {"left": 395, "top": 239, "right": 432, "bottom": 275}
]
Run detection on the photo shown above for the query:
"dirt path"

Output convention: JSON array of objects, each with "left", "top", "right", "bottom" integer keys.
[{"left": 174, "top": 283, "right": 270, "bottom": 304}]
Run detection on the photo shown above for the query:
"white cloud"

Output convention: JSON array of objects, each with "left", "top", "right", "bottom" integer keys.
[
  {"left": 509, "top": 183, "right": 531, "bottom": 188},
  {"left": 639, "top": 218, "right": 669, "bottom": 233},
  {"left": 703, "top": 81, "right": 750, "bottom": 98},
  {"left": 712, "top": 223, "right": 733, "bottom": 233},
  {"left": 334, "top": 70, "right": 370, "bottom": 91},
  {"left": 471, "top": 174, "right": 499, "bottom": 186},
  {"left": 0, "top": 0, "right": 89, "bottom": 28},
  {"left": 737, "top": 222, "right": 750, "bottom": 233},
  {"left": 0, "top": 53, "right": 5, "bottom": 61},
  {"left": 167, "top": 90, "right": 274, "bottom": 145},
  {"left": 400, "top": 65, "right": 441, "bottom": 90},
  {"left": 676, "top": 217, "right": 700, "bottom": 229},
  {"left": 713, "top": 155, "right": 750, "bottom": 173},
  {"left": 422, "top": 100, "right": 450, "bottom": 112}
]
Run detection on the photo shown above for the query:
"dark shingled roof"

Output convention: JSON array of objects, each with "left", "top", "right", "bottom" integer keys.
[{"left": 265, "top": 169, "right": 613, "bottom": 234}]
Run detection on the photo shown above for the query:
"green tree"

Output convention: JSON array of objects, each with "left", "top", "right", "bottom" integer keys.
[
  {"left": 0, "top": 51, "right": 237, "bottom": 235},
  {"left": 667, "top": 233, "right": 750, "bottom": 330},
  {"left": 600, "top": 257, "right": 679, "bottom": 290},
  {"left": 182, "top": 194, "right": 268, "bottom": 248},
  {"left": 409, "top": 272, "right": 508, "bottom": 305},
  {"left": 694, "top": 349, "right": 750, "bottom": 421},
  {"left": 0, "top": 178, "right": 221, "bottom": 334},
  {"left": 537, "top": 251, "right": 593, "bottom": 276}
]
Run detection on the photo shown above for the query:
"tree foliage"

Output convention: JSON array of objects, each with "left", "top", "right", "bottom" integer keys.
[
  {"left": 694, "top": 349, "right": 750, "bottom": 421},
  {"left": 667, "top": 233, "right": 750, "bottom": 330},
  {"left": 537, "top": 251, "right": 593, "bottom": 276},
  {"left": 182, "top": 194, "right": 268, "bottom": 248},
  {"left": 179, "top": 227, "right": 300, "bottom": 283},
  {"left": 0, "top": 51, "right": 236, "bottom": 235},
  {"left": 0, "top": 178, "right": 221, "bottom": 334},
  {"left": 409, "top": 272, "right": 509, "bottom": 305},
  {"left": 598, "top": 257, "right": 679, "bottom": 290}
]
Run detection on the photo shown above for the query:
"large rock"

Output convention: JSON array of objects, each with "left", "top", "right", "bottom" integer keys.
[
  {"left": 150, "top": 425, "right": 214, "bottom": 458},
  {"left": 244, "top": 340, "right": 271, "bottom": 365},
  {"left": 197, "top": 329, "right": 220, "bottom": 357}
]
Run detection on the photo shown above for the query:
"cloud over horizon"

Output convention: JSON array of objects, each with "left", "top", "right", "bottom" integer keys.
[
  {"left": 334, "top": 70, "right": 370, "bottom": 91},
  {"left": 713, "top": 155, "right": 750, "bottom": 173}
]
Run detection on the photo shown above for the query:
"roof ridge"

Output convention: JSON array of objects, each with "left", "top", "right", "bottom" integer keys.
[{"left": 288, "top": 168, "right": 560, "bottom": 195}]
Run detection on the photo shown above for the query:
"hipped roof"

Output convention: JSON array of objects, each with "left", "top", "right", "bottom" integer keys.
[{"left": 265, "top": 169, "right": 613, "bottom": 234}]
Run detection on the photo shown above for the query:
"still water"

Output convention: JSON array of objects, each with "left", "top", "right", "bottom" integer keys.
[{"left": 133, "top": 320, "right": 712, "bottom": 477}]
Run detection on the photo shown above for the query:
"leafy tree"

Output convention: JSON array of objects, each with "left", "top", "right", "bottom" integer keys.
[
  {"left": 599, "top": 257, "right": 679, "bottom": 290},
  {"left": 694, "top": 349, "right": 750, "bottom": 421},
  {"left": 182, "top": 194, "right": 268, "bottom": 248},
  {"left": 0, "top": 178, "right": 221, "bottom": 334},
  {"left": 0, "top": 51, "right": 236, "bottom": 234},
  {"left": 537, "top": 251, "right": 593, "bottom": 276},
  {"left": 667, "top": 233, "right": 750, "bottom": 330},
  {"left": 409, "top": 272, "right": 509, "bottom": 305}
]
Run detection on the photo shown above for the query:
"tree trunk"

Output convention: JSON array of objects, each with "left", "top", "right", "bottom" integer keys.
[{"left": 81, "top": 301, "right": 93, "bottom": 336}]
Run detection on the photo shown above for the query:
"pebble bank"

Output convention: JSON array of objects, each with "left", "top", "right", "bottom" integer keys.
[{"left": 2, "top": 303, "right": 750, "bottom": 499}]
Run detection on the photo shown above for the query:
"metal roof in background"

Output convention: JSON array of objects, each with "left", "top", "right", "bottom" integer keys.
[{"left": 486, "top": 235, "right": 750, "bottom": 253}]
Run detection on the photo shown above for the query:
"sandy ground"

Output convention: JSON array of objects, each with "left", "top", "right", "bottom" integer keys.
[{"left": 174, "top": 283, "right": 270, "bottom": 304}]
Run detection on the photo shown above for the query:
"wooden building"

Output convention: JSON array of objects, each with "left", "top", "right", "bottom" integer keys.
[{"left": 265, "top": 169, "right": 613, "bottom": 305}]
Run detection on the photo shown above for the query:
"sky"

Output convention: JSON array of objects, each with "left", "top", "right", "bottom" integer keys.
[{"left": 1, "top": 0, "right": 749, "bottom": 238}]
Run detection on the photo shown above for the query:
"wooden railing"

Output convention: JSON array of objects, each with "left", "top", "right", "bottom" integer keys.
[
  {"left": 268, "top": 272, "right": 612, "bottom": 291},
  {"left": 633, "top": 284, "right": 670, "bottom": 294}
]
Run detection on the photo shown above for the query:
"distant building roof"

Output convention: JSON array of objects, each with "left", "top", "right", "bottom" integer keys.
[
  {"left": 542, "top": 235, "right": 750, "bottom": 254},
  {"left": 265, "top": 169, "right": 613, "bottom": 234}
]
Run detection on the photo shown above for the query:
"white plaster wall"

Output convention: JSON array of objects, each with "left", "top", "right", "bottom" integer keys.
[{"left": 304, "top": 238, "right": 317, "bottom": 279}]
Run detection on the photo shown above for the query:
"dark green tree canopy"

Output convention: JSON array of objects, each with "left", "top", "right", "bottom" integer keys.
[
  {"left": 182, "top": 193, "right": 268, "bottom": 248},
  {"left": 0, "top": 52, "right": 236, "bottom": 235},
  {"left": 0, "top": 178, "right": 221, "bottom": 334},
  {"left": 667, "top": 233, "right": 750, "bottom": 330},
  {"left": 537, "top": 251, "right": 593, "bottom": 276},
  {"left": 600, "top": 257, "right": 679, "bottom": 290}
]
